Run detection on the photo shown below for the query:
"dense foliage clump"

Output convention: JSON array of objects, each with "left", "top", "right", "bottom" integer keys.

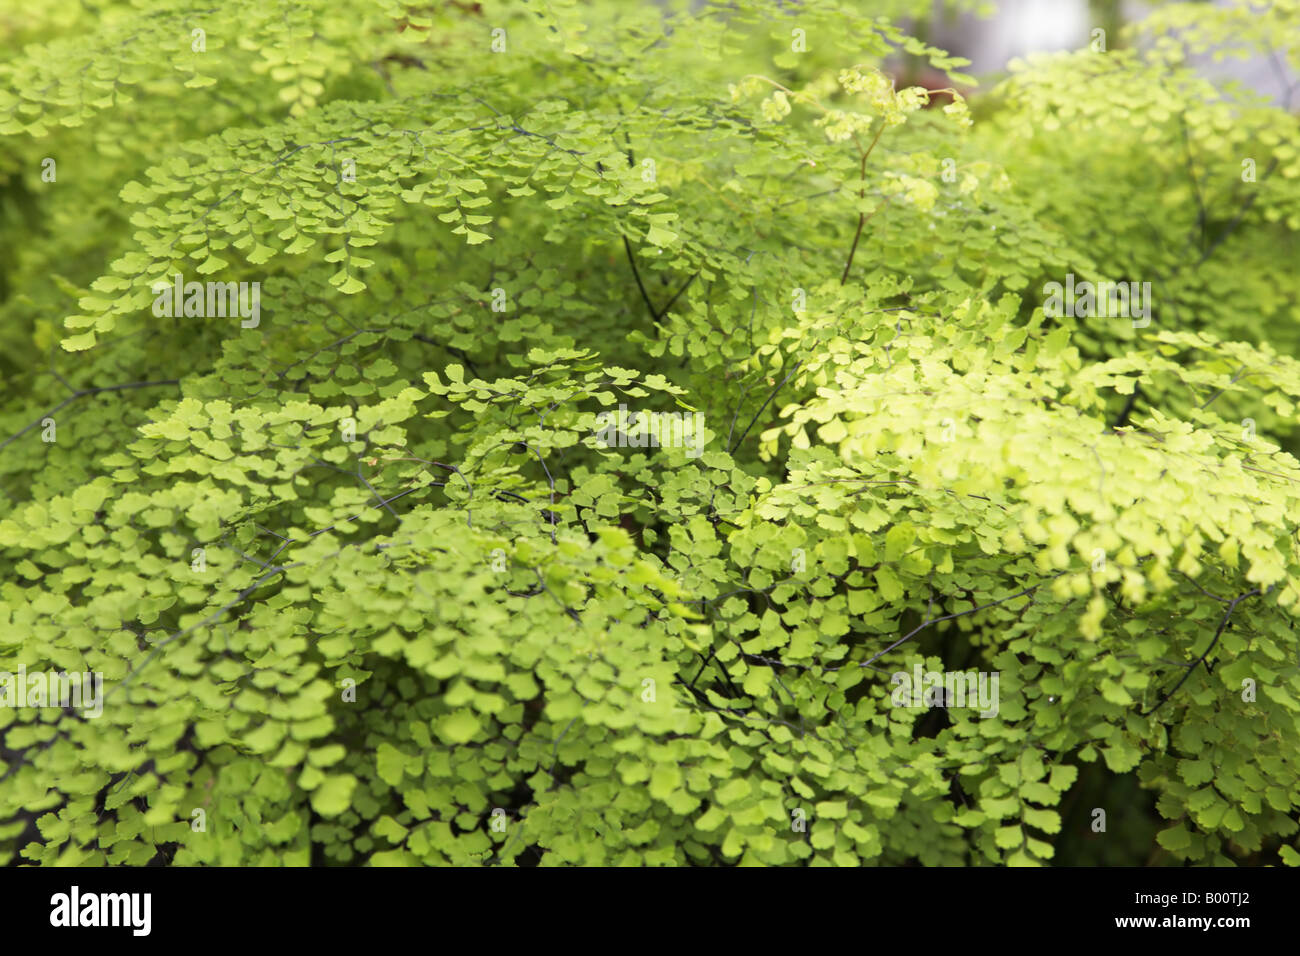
[{"left": 1, "top": 0, "right": 1299, "bottom": 866}]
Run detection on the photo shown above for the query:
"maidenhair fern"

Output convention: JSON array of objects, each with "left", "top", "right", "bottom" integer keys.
[{"left": 1, "top": 0, "right": 1298, "bottom": 867}]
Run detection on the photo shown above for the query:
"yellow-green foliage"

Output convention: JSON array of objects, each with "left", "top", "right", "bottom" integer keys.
[{"left": 0, "top": 0, "right": 1298, "bottom": 866}]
